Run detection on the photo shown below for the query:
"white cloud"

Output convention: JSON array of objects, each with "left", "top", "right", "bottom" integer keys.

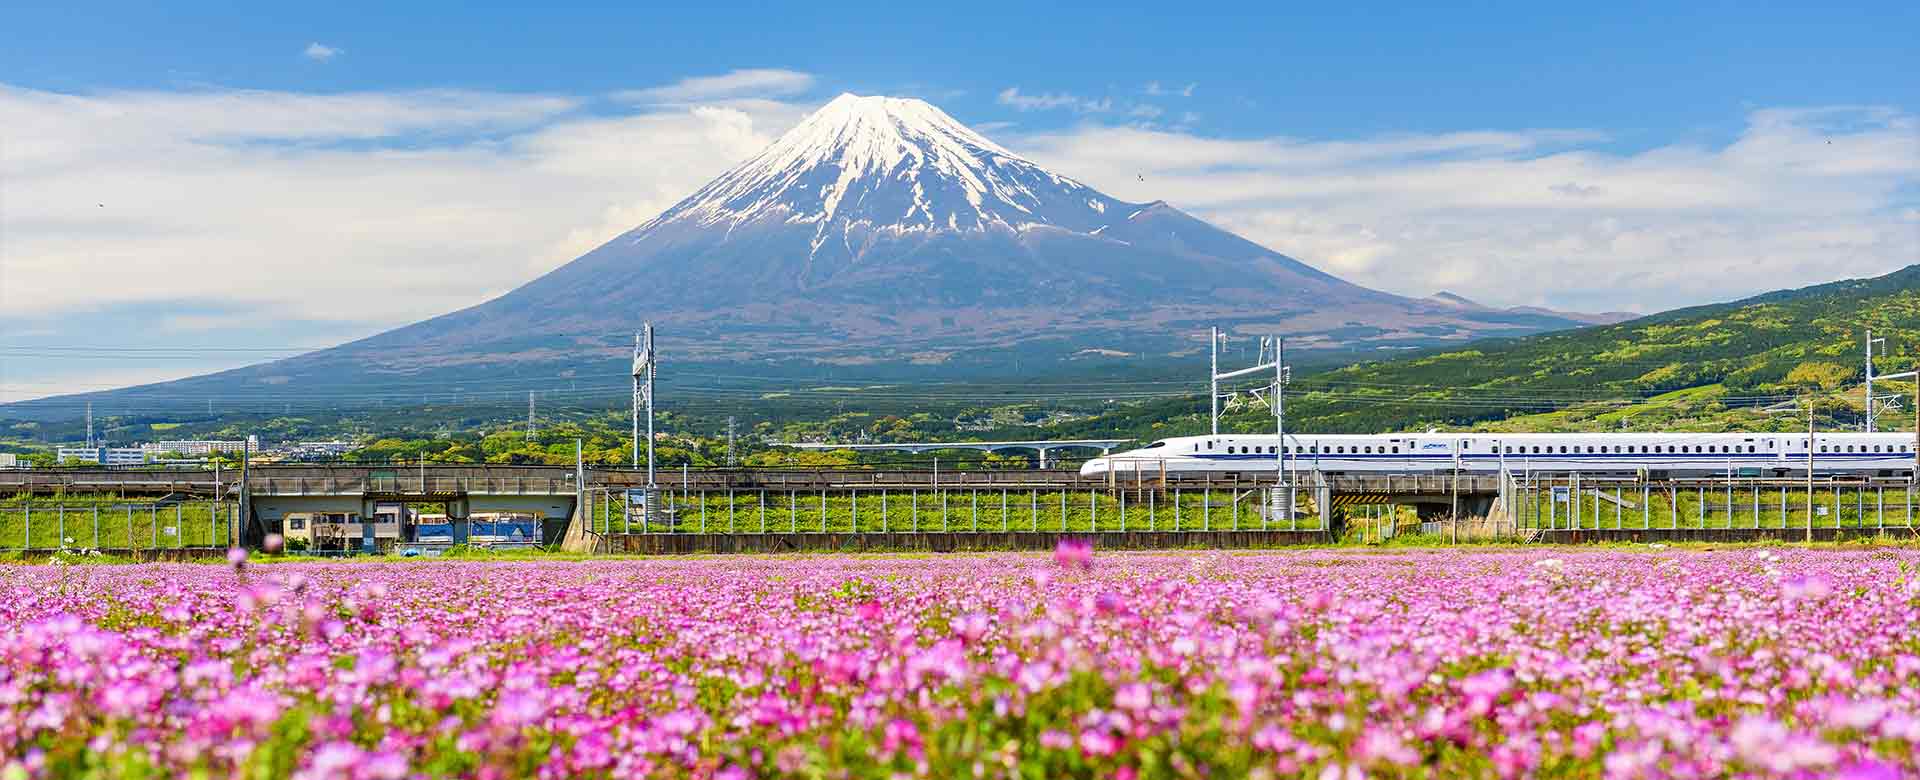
[
  {"left": 303, "top": 42, "right": 341, "bottom": 62},
  {"left": 0, "top": 83, "right": 805, "bottom": 329},
  {"left": 3, "top": 80, "right": 1913, "bottom": 400},
  {"left": 996, "top": 87, "right": 1112, "bottom": 114},
  {"left": 1143, "top": 81, "right": 1196, "bottom": 97},
  {"left": 1012, "top": 106, "right": 1918, "bottom": 313},
  {"left": 617, "top": 68, "right": 814, "bottom": 103}
]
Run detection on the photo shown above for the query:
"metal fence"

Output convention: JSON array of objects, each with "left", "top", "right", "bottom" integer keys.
[
  {"left": 1511, "top": 474, "right": 1918, "bottom": 533},
  {"left": 580, "top": 485, "right": 1326, "bottom": 535},
  {"left": 0, "top": 501, "right": 237, "bottom": 552}
]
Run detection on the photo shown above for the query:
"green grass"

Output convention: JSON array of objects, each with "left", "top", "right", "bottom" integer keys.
[
  {"left": 1512, "top": 484, "right": 1920, "bottom": 531},
  {"left": 580, "top": 488, "right": 1328, "bottom": 534},
  {"left": 0, "top": 499, "right": 236, "bottom": 550}
]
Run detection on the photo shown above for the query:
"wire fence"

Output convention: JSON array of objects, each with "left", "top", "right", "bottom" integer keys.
[
  {"left": 1512, "top": 475, "right": 1918, "bottom": 533},
  {"left": 0, "top": 500, "right": 237, "bottom": 551},
  {"left": 580, "top": 486, "right": 1326, "bottom": 535}
]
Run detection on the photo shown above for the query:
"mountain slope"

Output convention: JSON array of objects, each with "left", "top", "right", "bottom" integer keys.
[
  {"left": 1424, "top": 291, "right": 1636, "bottom": 326},
  {"left": 1258, "top": 264, "right": 1920, "bottom": 433},
  {"left": 10, "top": 94, "right": 1603, "bottom": 418}
]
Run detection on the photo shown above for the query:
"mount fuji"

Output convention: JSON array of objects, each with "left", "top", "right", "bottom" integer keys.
[{"left": 15, "top": 94, "right": 1605, "bottom": 413}]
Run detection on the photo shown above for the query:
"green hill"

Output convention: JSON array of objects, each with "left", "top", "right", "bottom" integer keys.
[{"left": 1057, "top": 265, "right": 1920, "bottom": 440}]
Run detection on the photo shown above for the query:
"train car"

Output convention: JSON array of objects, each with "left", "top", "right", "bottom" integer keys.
[{"left": 1080, "top": 432, "right": 1919, "bottom": 479}]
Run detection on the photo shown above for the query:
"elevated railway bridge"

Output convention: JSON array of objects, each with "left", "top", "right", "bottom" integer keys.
[{"left": 4, "top": 465, "right": 1912, "bottom": 553}]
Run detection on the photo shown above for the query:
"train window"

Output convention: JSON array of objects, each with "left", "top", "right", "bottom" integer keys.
[
  {"left": 1559, "top": 446, "right": 1568, "bottom": 454},
  {"left": 1363, "top": 446, "right": 1372, "bottom": 454},
  {"left": 1392, "top": 447, "right": 1400, "bottom": 454},
  {"left": 1819, "top": 446, "right": 1828, "bottom": 453}
]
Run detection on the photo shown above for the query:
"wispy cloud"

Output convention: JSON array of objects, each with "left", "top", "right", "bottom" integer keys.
[
  {"left": 1143, "top": 81, "right": 1196, "bottom": 97},
  {"left": 996, "top": 87, "right": 1112, "bottom": 114},
  {"left": 302, "top": 42, "right": 341, "bottom": 62},
  {"left": 4, "top": 81, "right": 1913, "bottom": 400},
  {"left": 1014, "top": 106, "right": 1919, "bottom": 312},
  {"left": 0, "top": 82, "right": 804, "bottom": 340},
  {"left": 617, "top": 68, "right": 814, "bottom": 103}
]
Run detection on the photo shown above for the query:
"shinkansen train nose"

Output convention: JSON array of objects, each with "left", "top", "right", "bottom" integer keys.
[{"left": 1079, "top": 457, "right": 1108, "bottom": 477}]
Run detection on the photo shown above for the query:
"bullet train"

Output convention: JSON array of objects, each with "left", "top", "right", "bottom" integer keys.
[{"left": 1079, "top": 432, "right": 1919, "bottom": 478}]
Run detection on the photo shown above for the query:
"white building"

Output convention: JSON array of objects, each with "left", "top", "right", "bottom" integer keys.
[
  {"left": 0, "top": 453, "right": 18, "bottom": 469},
  {"left": 140, "top": 436, "right": 259, "bottom": 456},
  {"left": 57, "top": 447, "right": 147, "bottom": 466}
]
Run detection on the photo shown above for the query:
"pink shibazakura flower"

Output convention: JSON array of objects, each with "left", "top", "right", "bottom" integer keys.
[
  {"left": 1054, "top": 538, "right": 1094, "bottom": 570},
  {"left": 4, "top": 550, "right": 1918, "bottom": 777}
]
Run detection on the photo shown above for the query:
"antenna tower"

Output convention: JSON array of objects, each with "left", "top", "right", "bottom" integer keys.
[{"left": 726, "top": 416, "right": 738, "bottom": 467}]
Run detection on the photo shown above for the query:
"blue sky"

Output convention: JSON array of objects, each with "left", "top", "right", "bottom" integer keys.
[
  {"left": 2, "top": 1, "right": 1916, "bottom": 401},
  {"left": 9, "top": 2, "right": 1915, "bottom": 143}
]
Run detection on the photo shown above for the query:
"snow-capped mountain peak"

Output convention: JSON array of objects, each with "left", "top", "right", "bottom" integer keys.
[{"left": 641, "top": 93, "right": 1124, "bottom": 246}]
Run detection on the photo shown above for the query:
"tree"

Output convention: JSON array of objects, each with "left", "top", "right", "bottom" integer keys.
[{"left": 1785, "top": 361, "right": 1853, "bottom": 392}]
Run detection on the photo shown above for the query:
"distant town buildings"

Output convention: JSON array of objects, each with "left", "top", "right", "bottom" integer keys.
[
  {"left": 140, "top": 436, "right": 260, "bottom": 456},
  {"left": 38, "top": 437, "right": 362, "bottom": 467},
  {"left": 0, "top": 454, "right": 18, "bottom": 469},
  {"left": 286, "top": 441, "right": 357, "bottom": 461},
  {"left": 56, "top": 447, "right": 147, "bottom": 465}
]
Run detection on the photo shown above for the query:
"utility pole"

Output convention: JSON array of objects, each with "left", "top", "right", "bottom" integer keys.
[
  {"left": 1807, "top": 398, "right": 1815, "bottom": 544},
  {"left": 1273, "top": 335, "right": 1291, "bottom": 523},
  {"left": 632, "top": 323, "right": 657, "bottom": 488},
  {"left": 1209, "top": 326, "right": 1220, "bottom": 436},
  {"left": 1866, "top": 329, "right": 1877, "bottom": 431},
  {"left": 85, "top": 402, "right": 94, "bottom": 449},
  {"left": 1209, "top": 330, "right": 1291, "bottom": 520},
  {"left": 525, "top": 391, "right": 537, "bottom": 441}
]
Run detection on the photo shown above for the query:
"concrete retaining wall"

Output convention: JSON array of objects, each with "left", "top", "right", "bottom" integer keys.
[{"left": 602, "top": 530, "right": 1327, "bottom": 555}]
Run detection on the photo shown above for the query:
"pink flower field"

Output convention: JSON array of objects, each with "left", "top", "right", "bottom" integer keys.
[{"left": 4, "top": 548, "right": 1918, "bottom": 778}]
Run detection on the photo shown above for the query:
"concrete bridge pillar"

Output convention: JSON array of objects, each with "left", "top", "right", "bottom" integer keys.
[{"left": 447, "top": 495, "right": 470, "bottom": 545}]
